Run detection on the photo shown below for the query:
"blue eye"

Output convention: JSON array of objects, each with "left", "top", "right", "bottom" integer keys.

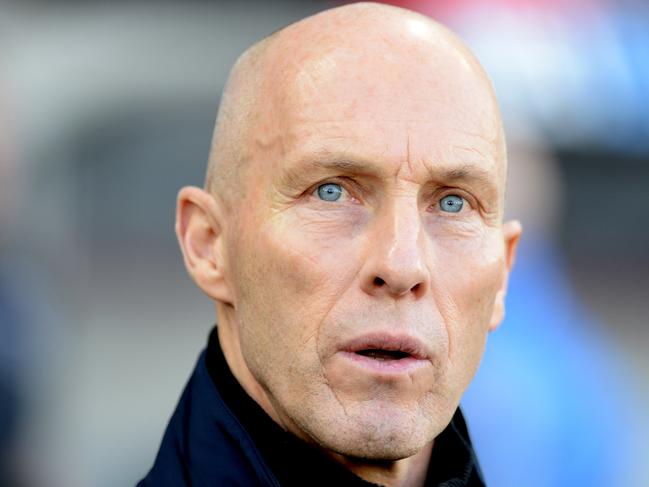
[
  {"left": 439, "top": 194, "right": 464, "bottom": 213},
  {"left": 317, "top": 183, "right": 343, "bottom": 202}
]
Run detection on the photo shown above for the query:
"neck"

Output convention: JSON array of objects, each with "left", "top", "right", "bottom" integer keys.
[
  {"left": 216, "top": 312, "right": 309, "bottom": 438},
  {"left": 216, "top": 314, "right": 284, "bottom": 422}
]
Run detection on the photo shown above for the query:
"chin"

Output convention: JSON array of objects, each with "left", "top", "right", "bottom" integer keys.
[
  {"left": 342, "top": 439, "right": 424, "bottom": 462},
  {"left": 302, "top": 402, "right": 436, "bottom": 461},
  {"left": 328, "top": 426, "right": 428, "bottom": 461}
]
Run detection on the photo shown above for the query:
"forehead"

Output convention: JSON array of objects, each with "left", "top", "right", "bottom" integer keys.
[{"left": 256, "top": 34, "right": 505, "bottom": 189}]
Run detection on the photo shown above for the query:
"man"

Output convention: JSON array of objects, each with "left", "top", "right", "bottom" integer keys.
[{"left": 139, "top": 2, "right": 521, "bottom": 486}]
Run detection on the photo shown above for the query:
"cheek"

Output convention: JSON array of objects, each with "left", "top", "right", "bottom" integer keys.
[
  {"left": 229, "top": 207, "right": 362, "bottom": 377},
  {"left": 432, "top": 232, "right": 504, "bottom": 383},
  {"left": 246, "top": 210, "right": 360, "bottom": 305}
]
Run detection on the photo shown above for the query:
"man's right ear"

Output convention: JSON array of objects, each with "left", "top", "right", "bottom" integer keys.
[{"left": 175, "top": 186, "right": 233, "bottom": 305}]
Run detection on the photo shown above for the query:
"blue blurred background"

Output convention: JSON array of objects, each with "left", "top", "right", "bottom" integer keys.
[{"left": 0, "top": 1, "right": 647, "bottom": 486}]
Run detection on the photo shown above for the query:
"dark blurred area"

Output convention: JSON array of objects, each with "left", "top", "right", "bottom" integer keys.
[{"left": 1, "top": 1, "right": 647, "bottom": 486}]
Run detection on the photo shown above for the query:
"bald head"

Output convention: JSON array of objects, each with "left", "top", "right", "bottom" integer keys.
[{"left": 205, "top": 2, "right": 505, "bottom": 211}]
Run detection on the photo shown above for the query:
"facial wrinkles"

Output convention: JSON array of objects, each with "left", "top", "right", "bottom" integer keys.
[
  {"left": 438, "top": 236, "right": 503, "bottom": 381},
  {"left": 454, "top": 150, "right": 505, "bottom": 218},
  {"left": 415, "top": 144, "right": 502, "bottom": 225},
  {"left": 388, "top": 150, "right": 502, "bottom": 378},
  {"left": 217, "top": 9, "right": 513, "bottom": 465},
  {"left": 291, "top": 105, "right": 502, "bottom": 225},
  {"left": 267, "top": 140, "right": 497, "bottom": 374},
  {"left": 268, "top": 150, "right": 493, "bottom": 379},
  {"left": 315, "top": 185, "right": 449, "bottom": 397},
  {"left": 254, "top": 201, "right": 360, "bottom": 350}
]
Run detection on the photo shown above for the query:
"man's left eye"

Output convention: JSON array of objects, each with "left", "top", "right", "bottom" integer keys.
[
  {"left": 439, "top": 194, "right": 465, "bottom": 213},
  {"left": 316, "top": 183, "right": 343, "bottom": 202}
]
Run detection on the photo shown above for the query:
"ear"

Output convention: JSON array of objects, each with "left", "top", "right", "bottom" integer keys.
[
  {"left": 175, "top": 186, "right": 233, "bottom": 304},
  {"left": 488, "top": 220, "right": 522, "bottom": 332}
]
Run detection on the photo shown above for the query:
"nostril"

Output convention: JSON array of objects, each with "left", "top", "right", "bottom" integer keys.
[{"left": 373, "top": 277, "right": 385, "bottom": 287}]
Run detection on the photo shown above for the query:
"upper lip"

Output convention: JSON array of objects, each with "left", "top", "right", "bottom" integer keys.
[{"left": 340, "top": 332, "right": 431, "bottom": 360}]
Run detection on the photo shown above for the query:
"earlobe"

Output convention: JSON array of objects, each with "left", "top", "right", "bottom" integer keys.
[
  {"left": 488, "top": 220, "right": 522, "bottom": 332},
  {"left": 488, "top": 290, "right": 506, "bottom": 332},
  {"left": 176, "top": 186, "right": 234, "bottom": 304}
]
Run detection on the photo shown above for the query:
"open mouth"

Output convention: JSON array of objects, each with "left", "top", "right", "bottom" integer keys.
[
  {"left": 339, "top": 333, "right": 429, "bottom": 372},
  {"left": 355, "top": 349, "right": 411, "bottom": 361}
]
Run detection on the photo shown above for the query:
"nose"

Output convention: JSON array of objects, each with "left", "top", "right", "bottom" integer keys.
[{"left": 360, "top": 200, "right": 429, "bottom": 299}]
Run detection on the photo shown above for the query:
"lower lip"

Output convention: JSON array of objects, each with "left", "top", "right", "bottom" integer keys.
[{"left": 338, "top": 351, "right": 429, "bottom": 374}]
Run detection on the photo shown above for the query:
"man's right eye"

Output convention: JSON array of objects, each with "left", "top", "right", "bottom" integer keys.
[{"left": 316, "top": 183, "right": 343, "bottom": 202}]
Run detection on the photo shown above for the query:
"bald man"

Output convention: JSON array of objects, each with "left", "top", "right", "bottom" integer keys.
[{"left": 139, "top": 3, "right": 520, "bottom": 486}]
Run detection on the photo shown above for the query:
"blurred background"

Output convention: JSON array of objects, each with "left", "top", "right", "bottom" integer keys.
[{"left": 0, "top": 0, "right": 647, "bottom": 486}]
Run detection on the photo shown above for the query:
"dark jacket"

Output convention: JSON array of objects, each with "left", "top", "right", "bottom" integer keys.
[{"left": 138, "top": 329, "right": 486, "bottom": 486}]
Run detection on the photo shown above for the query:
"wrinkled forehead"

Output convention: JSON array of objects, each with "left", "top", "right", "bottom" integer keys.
[{"left": 253, "top": 22, "right": 506, "bottom": 189}]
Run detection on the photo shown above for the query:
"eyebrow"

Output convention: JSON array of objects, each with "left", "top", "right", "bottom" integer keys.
[
  {"left": 310, "top": 158, "right": 369, "bottom": 173},
  {"left": 434, "top": 164, "right": 495, "bottom": 186},
  {"left": 279, "top": 157, "right": 380, "bottom": 188},
  {"left": 282, "top": 154, "right": 498, "bottom": 192}
]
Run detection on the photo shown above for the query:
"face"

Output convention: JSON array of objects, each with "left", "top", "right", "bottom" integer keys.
[{"left": 219, "top": 40, "right": 518, "bottom": 460}]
